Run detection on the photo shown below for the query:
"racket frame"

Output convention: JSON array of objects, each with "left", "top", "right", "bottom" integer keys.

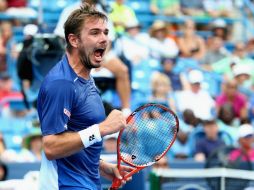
[{"left": 115, "top": 103, "right": 179, "bottom": 184}]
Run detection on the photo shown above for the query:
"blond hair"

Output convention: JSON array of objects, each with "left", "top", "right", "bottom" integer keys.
[{"left": 151, "top": 72, "right": 171, "bottom": 94}]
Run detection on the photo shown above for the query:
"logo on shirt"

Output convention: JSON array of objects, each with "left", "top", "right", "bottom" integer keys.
[{"left": 63, "top": 108, "right": 71, "bottom": 118}]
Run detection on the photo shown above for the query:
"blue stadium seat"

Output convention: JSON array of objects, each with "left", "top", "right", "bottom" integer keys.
[
  {"left": 3, "top": 133, "right": 23, "bottom": 151},
  {"left": 13, "top": 26, "right": 24, "bottom": 42},
  {"left": 0, "top": 117, "right": 31, "bottom": 135},
  {"left": 126, "top": 1, "right": 151, "bottom": 14}
]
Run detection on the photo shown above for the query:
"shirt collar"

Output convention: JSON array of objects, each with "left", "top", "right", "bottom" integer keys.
[{"left": 62, "top": 54, "right": 79, "bottom": 82}]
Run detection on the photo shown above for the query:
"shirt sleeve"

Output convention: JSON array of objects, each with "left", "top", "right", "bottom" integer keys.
[{"left": 40, "top": 80, "right": 75, "bottom": 136}]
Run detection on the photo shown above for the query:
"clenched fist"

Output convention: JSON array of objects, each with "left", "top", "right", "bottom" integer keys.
[{"left": 99, "top": 109, "right": 126, "bottom": 137}]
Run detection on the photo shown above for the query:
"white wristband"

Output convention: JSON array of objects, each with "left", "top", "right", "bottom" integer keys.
[{"left": 78, "top": 124, "right": 102, "bottom": 148}]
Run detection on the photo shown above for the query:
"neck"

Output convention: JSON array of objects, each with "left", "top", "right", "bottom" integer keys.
[{"left": 66, "top": 51, "right": 90, "bottom": 79}]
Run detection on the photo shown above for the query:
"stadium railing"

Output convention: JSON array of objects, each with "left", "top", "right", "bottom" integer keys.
[{"left": 151, "top": 168, "right": 254, "bottom": 190}]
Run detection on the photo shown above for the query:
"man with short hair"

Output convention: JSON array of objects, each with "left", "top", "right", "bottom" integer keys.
[{"left": 38, "top": 3, "right": 131, "bottom": 190}]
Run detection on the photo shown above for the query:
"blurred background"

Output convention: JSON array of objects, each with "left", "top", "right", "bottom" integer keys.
[{"left": 0, "top": 0, "right": 254, "bottom": 189}]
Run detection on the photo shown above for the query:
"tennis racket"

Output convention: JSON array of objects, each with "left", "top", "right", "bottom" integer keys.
[{"left": 109, "top": 103, "right": 179, "bottom": 190}]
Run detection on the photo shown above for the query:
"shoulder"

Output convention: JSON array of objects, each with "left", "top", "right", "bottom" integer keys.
[
  {"left": 43, "top": 58, "right": 75, "bottom": 85},
  {"left": 40, "top": 78, "right": 75, "bottom": 97},
  {"left": 40, "top": 59, "right": 75, "bottom": 96}
]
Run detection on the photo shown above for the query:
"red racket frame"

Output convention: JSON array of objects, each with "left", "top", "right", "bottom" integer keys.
[{"left": 110, "top": 103, "right": 179, "bottom": 190}]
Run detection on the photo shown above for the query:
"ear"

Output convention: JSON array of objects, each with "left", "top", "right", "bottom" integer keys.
[{"left": 68, "top": 34, "right": 79, "bottom": 49}]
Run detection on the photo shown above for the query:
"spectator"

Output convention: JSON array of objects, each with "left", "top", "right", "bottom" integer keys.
[
  {"left": 149, "top": 20, "right": 179, "bottom": 60},
  {"left": 0, "top": 0, "right": 6, "bottom": 12},
  {"left": 217, "top": 103, "right": 239, "bottom": 146},
  {"left": 229, "top": 124, "right": 254, "bottom": 161},
  {"left": 4, "top": 0, "right": 37, "bottom": 23},
  {"left": 150, "top": 0, "right": 181, "bottom": 16},
  {"left": 203, "top": 0, "right": 235, "bottom": 18},
  {"left": 0, "top": 21, "right": 20, "bottom": 91},
  {"left": 149, "top": 72, "right": 176, "bottom": 111},
  {"left": 0, "top": 72, "right": 23, "bottom": 116},
  {"left": 216, "top": 79, "right": 248, "bottom": 122},
  {"left": 177, "top": 70, "right": 215, "bottom": 121},
  {"left": 177, "top": 19, "right": 206, "bottom": 61},
  {"left": 232, "top": 64, "right": 253, "bottom": 98},
  {"left": 182, "top": 109, "right": 201, "bottom": 129},
  {"left": 203, "top": 36, "right": 230, "bottom": 67},
  {"left": 211, "top": 41, "right": 254, "bottom": 83},
  {"left": 109, "top": 0, "right": 137, "bottom": 36},
  {"left": 161, "top": 57, "right": 188, "bottom": 91},
  {"left": 194, "top": 120, "right": 225, "bottom": 162},
  {"left": 17, "top": 24, "right": 38, "bottom": 97},
  {"left": 180, "top": 0, "right": 205, "bottom": 16},
  {"left": 0, "top": 21, "right": 14, "bottom": 73},
  {"left": 210, "top": 18, "right": 229, "bottom": 41},
  {"left": 18, "top": 128, "right": 42, "bottom": 162},
  {"left": 114, "top": 19, "right": 150, "bottom": 65},
  {"left": 0, "top": 132, "right": 20, "bottom": 162}
]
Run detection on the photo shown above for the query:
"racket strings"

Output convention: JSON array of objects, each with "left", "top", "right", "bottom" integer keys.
[{"left": 119, "top": 105, "right": 178, "bottom": 166}]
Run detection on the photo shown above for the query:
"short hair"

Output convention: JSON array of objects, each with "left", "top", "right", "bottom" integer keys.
[
  {"left": 151, "top": 72, "right": 171, "bottom": 89},
  {"left": 64, "top": 2, "right": 108, "bottom": 52}
]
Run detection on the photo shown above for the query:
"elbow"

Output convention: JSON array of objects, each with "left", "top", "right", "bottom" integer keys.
[
  {"left": 43, "top": 139, "right": 58, "bottom": 160},
  {"left": 44, "top": 146, "right": 57, "bottom": 160}
]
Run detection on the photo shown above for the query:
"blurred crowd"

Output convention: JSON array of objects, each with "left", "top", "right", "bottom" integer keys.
[{"left": 0, "top": 0, "right": 252, "bottom": 171}]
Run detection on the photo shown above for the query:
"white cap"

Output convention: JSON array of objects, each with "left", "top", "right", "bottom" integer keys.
[
  {"left": 233, "top": 64, "right": 251, "bottom": 77},
  {"left": 238, "top": 124, "right": 254, "bottom": 138},
  {"left": 212, "top": 18, "right": 227, "bottom": 28},
  {"left": 125, "top": 19, "right": 140, "bottom": 29},
  {"left": 23, "top": 24, "right": 38, "bottom": 36},
  {"left": 188, "top": 70, "right": 204, "bottom": 84}
]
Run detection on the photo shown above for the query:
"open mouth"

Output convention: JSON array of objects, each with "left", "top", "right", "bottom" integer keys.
[{"left": 94, "top": 48, "right": 106, "bottom": 62}]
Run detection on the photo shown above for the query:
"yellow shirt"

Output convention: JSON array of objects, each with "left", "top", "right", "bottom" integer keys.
[{"left": 109, "top": 2, "right": 137, "bottom": 35}]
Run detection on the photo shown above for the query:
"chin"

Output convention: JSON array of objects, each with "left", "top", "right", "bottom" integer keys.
[{"left": 92, "top": 61, "right": 102, "bottom": 69}]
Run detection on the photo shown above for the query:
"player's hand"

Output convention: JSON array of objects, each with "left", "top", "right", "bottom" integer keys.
[
  {"left": 99, "top": 161, "right": 133, "bottom": 187},
  {"left": 99, "top": 109, "right": 126, "bottom": 136}
]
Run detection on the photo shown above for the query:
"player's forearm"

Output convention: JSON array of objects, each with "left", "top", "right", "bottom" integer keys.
[{"left": 43, "top": 132, "right": 84, "bottom": 160}]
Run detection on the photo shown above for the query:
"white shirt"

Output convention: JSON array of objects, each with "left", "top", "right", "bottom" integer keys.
[
  {"left": 114, "top": 33, "right": 151, "bottom": 64},
  {"left": 149, "top": 37, "right": 179, "bottom": 59},
  {"left": 177, "top": 89, "right": 215, "bottom": 120}
]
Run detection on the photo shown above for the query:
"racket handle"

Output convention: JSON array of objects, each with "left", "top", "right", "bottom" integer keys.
[{"left": 109, "top": 177, "right": 122, "bottom": 190}]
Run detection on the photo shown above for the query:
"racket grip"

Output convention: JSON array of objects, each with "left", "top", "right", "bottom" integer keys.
[{"left": 109, "top": 177, "right": 122, "bottom": 190}]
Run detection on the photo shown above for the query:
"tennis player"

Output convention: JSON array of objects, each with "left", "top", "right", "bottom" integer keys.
[{"left": 38, "top": 3, "right": 131, "bottom": 190}]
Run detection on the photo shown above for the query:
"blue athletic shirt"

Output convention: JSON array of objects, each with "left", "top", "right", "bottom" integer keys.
[{"left": 38, "top": 54, "right": 106, "bottom": 190}]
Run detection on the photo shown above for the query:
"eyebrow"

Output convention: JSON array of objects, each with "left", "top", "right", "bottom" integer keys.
[{"left": 89, "top": 28, "right": 109, "bottom": 32}]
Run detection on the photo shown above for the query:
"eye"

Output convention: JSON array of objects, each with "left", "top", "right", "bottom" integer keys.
[
  {"left": 104, "top": 30, "right": 109, "bottom": 36},
  {"left": 91, "top": 31, "right": 99, "bottom": 35}
]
